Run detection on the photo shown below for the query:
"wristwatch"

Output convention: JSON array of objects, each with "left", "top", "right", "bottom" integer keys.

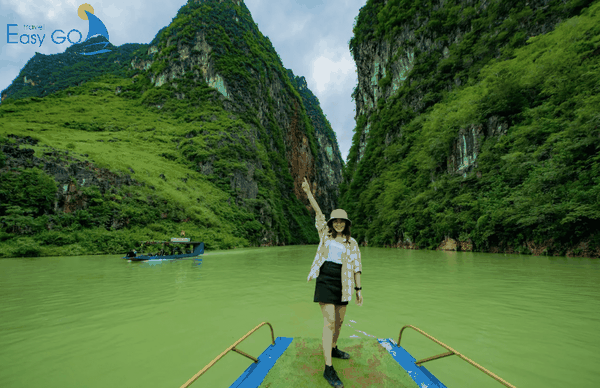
[{"left": 354, "top": 287, "right": 362, "bottom": 291}]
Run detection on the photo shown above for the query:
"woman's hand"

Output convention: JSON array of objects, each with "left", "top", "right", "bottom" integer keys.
[
  {"left": 356, "top": 290, "right": 363, "bottom": 306},
  {"left": 303, "top": 177, "right": 323, "bottom": 215},
  {"left": 302, "top": 177, "right": 311, "bottom": 195}
]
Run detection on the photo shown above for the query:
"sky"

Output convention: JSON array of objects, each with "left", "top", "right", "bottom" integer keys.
[{"left": 0, "top": 0, "right": 368, "bottom": 162}]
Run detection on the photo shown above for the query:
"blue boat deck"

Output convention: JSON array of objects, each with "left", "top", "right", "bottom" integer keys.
[
  {"left": 377, "top": 338, "right": 448, "bottom": 388},
  {"left": 179, "top": 323, "right": 515, "bottom": 388},
  {"left": 228, "top": 337, "right": 447, "bottom": 388}
]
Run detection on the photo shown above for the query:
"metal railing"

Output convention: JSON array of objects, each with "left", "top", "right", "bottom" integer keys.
[
  {"left": 398, "top": 325, "right": 516, "bottom": 388},
  {"left": 180, "top": 322, "right": 275, "bottom": 388}
]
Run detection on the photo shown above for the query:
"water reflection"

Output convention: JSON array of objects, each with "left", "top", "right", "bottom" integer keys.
[{"left": 128, "top": 258, "right": 204, "bottom": 268}]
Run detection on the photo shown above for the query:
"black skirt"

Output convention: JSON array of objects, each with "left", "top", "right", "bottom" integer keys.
[{"left": 313, "top": 261, "right": 348, "bottom": 306}]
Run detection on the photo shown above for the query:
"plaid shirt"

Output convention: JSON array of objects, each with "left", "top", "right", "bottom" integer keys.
[{"left": 307, "top": 212, "right": 362, "bottom": 303}]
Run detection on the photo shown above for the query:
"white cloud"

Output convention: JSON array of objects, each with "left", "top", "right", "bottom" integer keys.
[
  {"left": 0, "top": 0, "right": 80, "bottom": 20},
  {"left": 247, "top": 1, "right": 312, "bottom": 44},
  {"left": 268, "top": 13, "right": 312, "bottom": 43},
  {"left": 282, "top": 14, "right": 311, "bottom": 40},
  {"left": 244, "top": 0, "right": 263, "bottom": 8},
  {"left": 311, "top": 40, "right": 355, "bottom": 95},
  {"left": 102, "top": 3, "right": 125, "bottom": 18}
]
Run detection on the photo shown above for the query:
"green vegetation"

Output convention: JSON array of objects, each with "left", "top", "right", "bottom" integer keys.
[
  {"left": 0, "top": 0, "right": 343, "bottom": 257},
  {"left": 139, "top": 0, "right": 319, "bottom": 156},
  {"left": 342, "top": 0, "right": 600, "bottom": 255},
  {"left": 0, "top": 167, "right": 57, "bottom": 232},
  {"left": 1, "top": 36, "right": 145, "bottom": 101},
  {"left": 0, "top": 74, "right": 317, "bottom": 257}
]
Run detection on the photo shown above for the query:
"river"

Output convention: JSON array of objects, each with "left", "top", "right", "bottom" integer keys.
[{"left": 1, "top": 246, "right": 598, "bottom": 387}]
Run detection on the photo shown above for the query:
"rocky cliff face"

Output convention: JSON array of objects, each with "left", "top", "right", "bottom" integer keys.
[
  {"left": 350, "top": 0, "right": 578, "bottom": 174},
  {"left": 286, "top": 69, "right": 345, "bottom": 214},
  {"left": 129, "top": 0, "right": 344, "bottom": 231},
  {"left": 1, "top": 0, "right": 344, "bottom": 247},
  {"left": 0, "top": 135, "right": 143, "bottom": 229},
  {"left": 341, "top": 0, "right": 599, "bottom": 256}
]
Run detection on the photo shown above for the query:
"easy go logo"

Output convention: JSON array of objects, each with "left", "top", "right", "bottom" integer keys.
[
  {"left": 6, "top": 3, "right": 111, "bottom": 55},
  {"left": 73, "top": 3, "right": 111, "bottom": 55}
]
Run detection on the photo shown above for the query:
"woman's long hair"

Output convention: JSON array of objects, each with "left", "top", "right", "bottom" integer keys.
[{"left": 327, "top": 220, "right": 351, "bottom": 244}]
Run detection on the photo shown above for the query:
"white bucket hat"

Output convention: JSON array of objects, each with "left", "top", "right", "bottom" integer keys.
[{"left": 327, "top": 209, "right": 352, "bottom": 227}]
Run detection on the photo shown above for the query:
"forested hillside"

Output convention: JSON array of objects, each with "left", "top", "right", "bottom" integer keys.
[
  {"left": 0, "top": 0, "right": 344, "bottom": 258},
  {"left": 1, "top": 36, "right": 145, "bottom": 103},
  {"left": 341, "top": 0, "right": 600, "bottom": 257}
]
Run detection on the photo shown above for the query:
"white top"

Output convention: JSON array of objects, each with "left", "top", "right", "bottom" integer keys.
[{"left": 325, "top": 240, "right": 346, "bottom": 264}]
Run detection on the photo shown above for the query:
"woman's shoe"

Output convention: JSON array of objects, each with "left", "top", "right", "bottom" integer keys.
[
  {"left": 323, "top": 364, "right": 344, "bottom": 388},
  {"left": 332, "top": 346, "right": 350, "bottom": 359}
]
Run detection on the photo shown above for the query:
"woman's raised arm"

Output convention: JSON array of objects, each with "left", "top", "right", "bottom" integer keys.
[{"left": 301, "top": 177, "right": 324, "bottom": 217}]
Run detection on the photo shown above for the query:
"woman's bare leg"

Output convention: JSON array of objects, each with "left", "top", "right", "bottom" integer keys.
[
  {"left": 320, "top": 302, "right": 335, "bottom": 366},
  {"left": 332, "top": 304, "right": 347, "bottom": 348}
]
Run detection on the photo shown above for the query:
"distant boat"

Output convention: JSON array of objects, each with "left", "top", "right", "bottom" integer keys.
[{"left": 123, "top": 238, "right": 204, "bottom": 261}]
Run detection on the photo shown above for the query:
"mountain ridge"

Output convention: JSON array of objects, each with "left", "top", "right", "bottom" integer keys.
[
  {"left": 340, "top": 0, "right": 600, "bottom": 258},
  {"left": 0, "top": 0, "right": 344, "bottom": 256}
]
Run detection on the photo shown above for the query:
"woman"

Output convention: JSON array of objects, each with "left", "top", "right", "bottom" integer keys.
[{"left": 302, "top": 177, "right": 363, "bottom": 388}]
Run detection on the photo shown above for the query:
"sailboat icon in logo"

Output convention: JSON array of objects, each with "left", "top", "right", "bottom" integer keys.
[{"left": 78, "top": 3, "right": 111, "bottom": 55}]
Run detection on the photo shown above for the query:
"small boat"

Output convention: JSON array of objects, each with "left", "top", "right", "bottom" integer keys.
[
  {"left": 179, "top": 322, "right": 516, "bottom": 388},
  {"left": 123, "top": 238, "right": 204, "bottom": 261}
]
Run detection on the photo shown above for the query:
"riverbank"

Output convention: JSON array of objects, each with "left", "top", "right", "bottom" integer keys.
[
  {"left": 374, "top": 236, "right": 600, "bottom": 259},
  {"left": 2, "top": 234, "right": 599, "bottom": 259}
]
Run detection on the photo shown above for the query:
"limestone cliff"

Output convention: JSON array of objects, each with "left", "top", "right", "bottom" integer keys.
[
  {"left": 0, "top": 0, "right": 345, "bottom": 251},
  {"left": 286, "top": 69, "right": 345, "bottom": 215},
  {"left": 341, "top": 0, "right": 600, "bottom": 257},
  {"left": 128, "top": 0, "right": 344, "bottom": 240},
  {"left": 349, "top": 0, "right": 588, "bottom": 170}
]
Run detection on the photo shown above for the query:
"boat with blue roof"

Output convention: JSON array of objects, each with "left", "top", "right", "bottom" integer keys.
[{"left": 123, "top": 238, "right": 204, "bottom": 261}]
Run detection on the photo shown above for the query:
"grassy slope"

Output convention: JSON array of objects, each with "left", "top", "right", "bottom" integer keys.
[
  {"left": 0, "top": 0, "right": 343, "bottom": 258},
  {"left": 0, "top": 75, "right": 262, "bottom": 257},
  {"left": 340, "top": 0, "right": 600, "bottom": 256},
  {"left": 259, "top": 337, "right": 419, "bottom": 388}
]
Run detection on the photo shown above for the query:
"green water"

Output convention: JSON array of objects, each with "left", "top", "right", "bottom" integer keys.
[{"left": 1, "top": 247, "right": 599, "bottom": 388}]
